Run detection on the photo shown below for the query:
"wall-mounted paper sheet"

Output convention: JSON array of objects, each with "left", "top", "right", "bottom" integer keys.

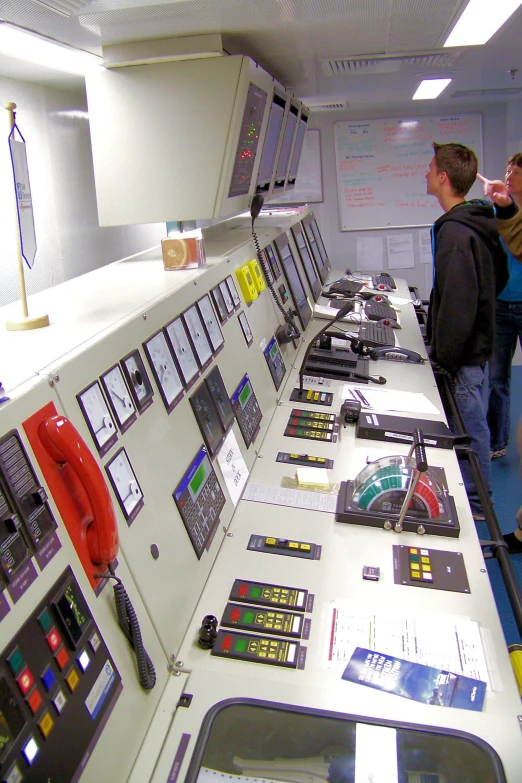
[
  {"left": 386, "top": 233, "right": 414, "bottom": 269},
  {"left": 419, "top": 227, "right": 433, "bottom": 265},
  {"left": 356, "top": 236, "right": 384, "bottom": 273}
]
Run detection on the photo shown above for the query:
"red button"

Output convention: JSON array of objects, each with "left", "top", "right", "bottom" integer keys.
[
  {"left": 288, "top": 428, "right": 295, "bottom": 435},
  {"left": 55, "top": 647, "right": 69, "bottom": 671},
  {"left": 222, "top": 635, "right": 233, "bottom": 651},
  {"left": 290, "top": 419, "right": 299, "bottom": 425},
  {"left": 17, "top": 668, "right": 35, "bottom": 695},
  {"left": 230, "top": 608, "right": 241, "bottom": 622},
  {"left": 27, "top": 688, "right": 43, "bottom": 715},
  {"left": 238, "top": 584, "right": 248, "bottom": 597},
  {"left": 46, "top": 628, "right": 61, "bottom": 652}
]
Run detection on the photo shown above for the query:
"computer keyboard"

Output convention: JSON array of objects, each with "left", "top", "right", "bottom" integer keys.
[
  {"left": 359, "top": 321, "right": 396, "bottom": 347},
  {"left": 327, "top": 279, "right": 364, "bottom": 295},
  {"left": 364, "top": 300, "right": 397, "bottom": 321},
  {"left": 371, "top": 272, "right": 396, "bottom": 290}
]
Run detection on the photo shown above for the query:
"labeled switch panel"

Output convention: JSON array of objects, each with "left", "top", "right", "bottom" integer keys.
[
  {"left": 276, "top": 452, "right": 334, "bottom": 469},
  {"left": 247, "top": 534, "right": 320, "bottom": 560},
  {"left": 229, "top": 579, "right": 310, "bottom": 612},
  {"left": 220, "top": 603, "right": 305, "bottom": 638},
  {"left": 0, "top": 431, "right": 57, "bottom": 563},
  {"left": 211, "top": 629, "right": 300, "bottom": 668},
  {"left": 231, "top": 375, "right": 262, "bottom": 448},
  {"left": 263, "top": 336, "right": 286, "bottom": 391},
  {"left": 0, "top": 567, "right": 121, "bottom": 783},
  {"left": 289, "top": 389, "right": 333, "bottom": 407}
]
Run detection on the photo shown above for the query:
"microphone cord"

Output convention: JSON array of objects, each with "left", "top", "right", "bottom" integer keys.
[{"left": 95, "top": 564, "right": 156, "bottom": 691}]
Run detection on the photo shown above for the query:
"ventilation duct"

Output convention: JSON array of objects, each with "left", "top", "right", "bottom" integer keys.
[{"left": 322, "top": 50, "right": 462, "bottom": 76}]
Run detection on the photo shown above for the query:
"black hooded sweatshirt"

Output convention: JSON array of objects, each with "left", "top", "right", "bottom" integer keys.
[{"left": 426, "top": 200, "right": 508, "bottom": 375}]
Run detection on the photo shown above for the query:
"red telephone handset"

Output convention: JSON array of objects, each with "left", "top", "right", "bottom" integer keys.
[{"left": 38, "top": 414, "right": 119, "bottom": 567}]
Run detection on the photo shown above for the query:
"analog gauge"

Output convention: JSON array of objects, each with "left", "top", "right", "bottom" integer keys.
[
  {"left": 211, "top": 285, "right": 228, "bottom": 323},
  {"left": 77, "top": 381, "right": 118, "bottom": 455},
  {"left": 226, "top": 275, "right": 241, "bottom": 308},
  {"left": 106, "top": 448, "right": 143, "bottom": 524},
  {"left": 144, "top": 330, "right": 184, "bottom": 413},
  {"left": 238, "top": 311, "right": 253, "bottom": 346},
  {"left": 165, "top": 317, "right": 199, "bottom": 389},
  {"left": 182, "top": 305, "right": 213, "bottom": 368},
  {"left": 121, "top": 349, "right": 154, "bottom": 412},
  {"left": 218, "top": 280, "right": 234, "bottom": 314},
  {"left": 197, "top": 295, "right": 224, "bottom": 353},
  {"left": 101, "top": 364, "right": 136, "bottom": 432}
]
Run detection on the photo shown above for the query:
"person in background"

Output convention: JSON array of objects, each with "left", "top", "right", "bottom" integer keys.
[
  {"left": 482, "top": 174, "right": 522, "bottom": 553},
  {"left": 486, "top": 154, "right": 522, "bottom": 461},
  {"left": 426, "top": 142, "right": 507, "bottom": 521}
]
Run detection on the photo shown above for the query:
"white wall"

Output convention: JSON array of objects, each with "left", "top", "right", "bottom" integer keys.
[
  {"left": 308, "top": 102, "right": 509, "bottom": 300},
  {"left": 0, "top": 77, "right": 165, "bottom": 309}
]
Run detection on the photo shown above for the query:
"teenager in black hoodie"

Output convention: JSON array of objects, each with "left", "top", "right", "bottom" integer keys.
[{"left": 426, "top": 142, "right": 507, "bottom": 520}]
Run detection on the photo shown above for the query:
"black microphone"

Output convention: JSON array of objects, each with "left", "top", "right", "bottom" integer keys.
[{"left": 297, "top": 300, "right": 359, "bottom": 397}]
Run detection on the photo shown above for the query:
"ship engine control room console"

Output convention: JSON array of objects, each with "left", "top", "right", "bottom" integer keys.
[{"left": 0, "top": 35, "right": 521, "bottom": 783}]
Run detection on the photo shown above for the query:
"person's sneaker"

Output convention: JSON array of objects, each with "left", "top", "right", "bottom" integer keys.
[
  {"left": 490, "top": 447, "right": 507, "bottom": 460},
  {"left": 503, "top": 532, "right": 522, "bottom": 554}
]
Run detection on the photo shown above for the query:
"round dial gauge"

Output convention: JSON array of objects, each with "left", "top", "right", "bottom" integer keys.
[
  {"left": 165, "top": 318, "right": 199, "bottom": 387},
  {"left": 145, "top": 331, "right": 183, "bottom": 409},
  {"left": 78, "top": 382, "right": 117, "bottom": 452},
  {"left": 124, "top": 353, "right": 151, "bottom": 405},
  {"left": 219, "top": 280, "right": 234, "bottom": 314},
  {"left": 106, "top": 449, "right": 143, "bottom": 520},
  {"left": 197, "top": 295, "right": 223, "bottom": 352},
  {"left": 102, "top": 365, "right": 136, "bottom": 428}
]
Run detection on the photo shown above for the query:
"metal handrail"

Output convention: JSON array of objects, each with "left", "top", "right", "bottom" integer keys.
[{"left": 435, "top": 372, "right": 522, "bottom": 639}]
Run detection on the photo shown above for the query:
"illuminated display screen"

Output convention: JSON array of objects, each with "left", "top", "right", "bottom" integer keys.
[
  {"left": 55, "top": 583, "right": 91, "bottom": 647},
  {"left": 270, "top": 341, "right": 278, "bottom": 358},
  {"left": 276, "top": 107, "right": 298, "bottom": 181},
  {"left": 189, "top": 459, "right": 209, "bottom": 500},
  {"left": 257, "top": 96, "right": 286, "bottom": 186},
  {"left": 239, "top": 382, "right": 252, "bottom": 408}
]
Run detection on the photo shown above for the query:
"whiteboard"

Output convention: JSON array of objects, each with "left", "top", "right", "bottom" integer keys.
[
  {"left": 270, "top": 129, "right": 323, "bottom": 204},
  {"left": 334, "top": 114, "right": 483, "bottom": 230}
]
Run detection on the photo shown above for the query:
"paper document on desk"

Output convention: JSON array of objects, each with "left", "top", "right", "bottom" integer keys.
[
  {"left": 243, "top": 484, "right": 337, "bottom": 513},
  {"left": 342, "top": 386, "right": 440, "bottom": 415},
  {"left": 325, "top": 604, "right": 491, "bottom": 688},
  {"left": 313, "top": 303, "right": 368, "bottom": 322}
]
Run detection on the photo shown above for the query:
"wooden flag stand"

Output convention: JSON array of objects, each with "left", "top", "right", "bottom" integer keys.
[{"left": 5, "top": 102, "right": 49, "bottom": 331}]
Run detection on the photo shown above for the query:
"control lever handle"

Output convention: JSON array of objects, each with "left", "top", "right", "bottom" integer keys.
[{"left": 411, "top": 428, "right": 428, "bottom": 472}]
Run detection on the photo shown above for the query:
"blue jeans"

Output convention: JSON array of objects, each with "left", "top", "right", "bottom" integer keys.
[
  {"left": 442, "top": 365, "right": 492, "bottom": 515},
  {"left": 487, "top": 300, "right": 522, "bottom": 451}
]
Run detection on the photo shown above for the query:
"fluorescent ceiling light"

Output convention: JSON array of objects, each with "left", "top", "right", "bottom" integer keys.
[
  {"left": 412, "top": 79, "right": 452, "bottom": 100},
  {"left": 444, "top": 0, "right": 522, "bottom": 46},
  {"left": 0, "top": 23, "right": 101, "bottom": 75}
]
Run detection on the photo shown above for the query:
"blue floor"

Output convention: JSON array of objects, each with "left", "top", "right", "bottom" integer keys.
[{"left": 476, "top": 364, "right": 522, "bottom": 646}]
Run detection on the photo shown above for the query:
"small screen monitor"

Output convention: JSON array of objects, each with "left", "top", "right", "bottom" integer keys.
[
  {"left": 287, "top": 113, "right": 308, "bottom": 184},
  {"left": 303, "top": 213, "right": 330, "bottom": 283},
  {"left": 256, "top": 92, "right": 286, "bottom": 190},
  {"left": 275, "top": 103, "right": 299, "bottom": 184},
  {"left": 291, "top": 224, "right": 321, "bottom": 301},
  {"left": 274, "top": 234, "right": 312, "bottom": 330}
]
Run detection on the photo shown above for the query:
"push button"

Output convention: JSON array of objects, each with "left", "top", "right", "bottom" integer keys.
[
  {"left": 21, "top": 736, "right": 39, "bottom": 765},
  {"left": 16, "top": 668, "right": 34, "bottom": 696},
  {"left": 46, "top": 628, "right": 61, "bottom": 653},
  {"left": 37, "top": 609, "right": 53, "bottom": 634},
  {"left": 2, "top": 761, "right": 23, "bottom": 783},
  {"left": 38, "top": 711, "right": 54, "bottom": 739},
  {"left": 65, "top": 668, "right": 79, "bottom": 693},
  {"left": 7, "top": 648, "right": 24, "bottom": 676},
  {"left": 52, "top": 689, "right": 66, "bottom": 715},
  {"left": 55, "top": 647, "right": 69, "bottom": 671},
  {"left": 41, "top": 667, "right": 56, "bottom": 693},
  {"left": 27, "top": 688, "right": 43, "bottom": 715}
]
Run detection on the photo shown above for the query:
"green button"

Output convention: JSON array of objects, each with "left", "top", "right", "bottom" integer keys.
[
  {"left": 250, "top": 587, "right": 261, "bottom": 598},
  {"left": 38, "top": 609, "right": 53, "bottom": 633},
  {"left": 234, "top": 638, "right": 247, "bottom": 653},
  {"left": 7, "top": 648, "right": 24, "bottom": 675},
  {"left": 409, "top": 555, "right": 420, "bottom": 563},
  {"left": 243, "top": 611, "right": 254, "bottom": 624}
]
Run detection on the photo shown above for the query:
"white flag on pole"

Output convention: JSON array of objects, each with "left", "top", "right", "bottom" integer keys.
[{"left": 9, "top": 133, "right": 37, "bottom": 269}]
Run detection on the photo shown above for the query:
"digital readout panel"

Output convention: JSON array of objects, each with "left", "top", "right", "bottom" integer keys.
[
  {"left": 230, "top": 375, "right": 262, "bottom": 448},
  {"left": 263, "top": 336, "right": 286, "bottom": 391},
  {"left": 173, "top": 447, "right": 226, "bottom": 559}
]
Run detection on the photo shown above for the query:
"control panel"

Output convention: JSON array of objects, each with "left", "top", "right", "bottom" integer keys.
[{"left": 0, "top": 568, "right": 121, "bottom": 783}]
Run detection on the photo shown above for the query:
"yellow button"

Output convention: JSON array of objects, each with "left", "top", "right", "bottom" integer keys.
[
  {"left": 410, "top": 568, "right": 420, "bottom": 576},
  {"left": 39, "top": 711, "right": 54, "bottom": 738},
  {"left": 306, "top": 390, "right": 313, "bottom": 400},
  {"left": 288, "top": 542, "right": 299, "bottom": 549},
  {"left": 409, "top": 548, "right": 418, "bottom": 554},
  {"left": 422, "top": 564, "right": 432, "bottom": 572},
  {"left": 313, "top": 392, "right": 319, "bottom": 400},
  {"left": 317, "top": 458, "right": 326, "bottom": 463},
  {"left": 309, "top": 456, "right": 317, "bottom": 462},
  {"left": 265, "top": 538, "right": 276, "bottom": 546},
  {"left": 290, "top": 453, "right": 299, "bottom": 459},
  {"left": 66, "top": 668, "right": 80, "bottom": 693},
  {"left": 300, "top": 543, "right": 311, "bottom": 551}
]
